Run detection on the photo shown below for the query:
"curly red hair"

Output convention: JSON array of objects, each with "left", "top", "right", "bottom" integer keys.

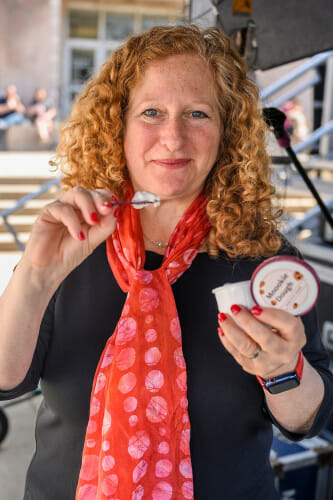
[{"left": 55, "top": 24, "right": 281, "bottom": 258}]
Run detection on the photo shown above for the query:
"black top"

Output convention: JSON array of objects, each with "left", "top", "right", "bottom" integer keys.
[
  {"left": 28, "top": 99, "right": 51, "bottom": 122},
  {"left": 1, "top": 242, "right": 332, "bottom": 500}
]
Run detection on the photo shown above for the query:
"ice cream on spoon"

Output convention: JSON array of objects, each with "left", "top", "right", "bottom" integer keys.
[{"left": 111, "top": 191, "right": 160, "bottom": 209}]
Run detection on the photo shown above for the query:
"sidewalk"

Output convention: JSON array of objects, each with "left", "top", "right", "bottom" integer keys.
[
  {"left": 0, "top": 151, "right": 57, "bottom": 499},
  {"left": 0, "top": 394, "right": 42, "bottom": 499}
]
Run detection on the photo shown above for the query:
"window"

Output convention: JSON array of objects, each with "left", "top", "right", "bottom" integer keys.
[
  {"left": 69, "top": 10, "right": 98, "bottom": 39},
  {"left": 71, "top": 50, "right": 95, "bottom": 84},
  {"left": 64, "top": 9, "right": 179, "bottom": 116},
  {"left": 141, "top": 16, "right": 169, "bottom": 31},
  {"left": 106, "top": 14, "right": 134, "bottom": 40}
]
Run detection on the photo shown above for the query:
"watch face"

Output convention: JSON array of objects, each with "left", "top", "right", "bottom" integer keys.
[
  {"left": 250, "top": 255, "right": 319, "bottom": 316},
  {"left": 265, "top": 374, "right": 300, "bottom": 394}
]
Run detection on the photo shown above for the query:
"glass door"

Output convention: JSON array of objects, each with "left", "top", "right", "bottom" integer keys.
[
  {"left": 69, "top": 48, "right": 95, "bottom": 103},
  {"left": 62, "top": 44, "right": 97, "bottom": 116}
]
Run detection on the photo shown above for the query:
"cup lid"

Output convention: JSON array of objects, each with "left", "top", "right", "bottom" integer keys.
[{"left": 250, "top": 255, "right": 319, "bottom": 316}]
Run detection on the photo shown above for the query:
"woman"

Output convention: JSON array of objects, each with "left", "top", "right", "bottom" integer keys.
[{"left": 0, "top": 25, "right": 332, "bottom": 500}]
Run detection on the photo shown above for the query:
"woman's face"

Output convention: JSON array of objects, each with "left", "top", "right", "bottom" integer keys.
[{"left": 123, "top": 54, "right": 221, "bottom": 203}]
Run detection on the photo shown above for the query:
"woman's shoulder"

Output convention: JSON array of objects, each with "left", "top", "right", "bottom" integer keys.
[
  {"left": 277, "top": 236, "right": 302, "bottom": 258},
  {"left": 193, "top": 236, "right": 303, "bottom": 281}
]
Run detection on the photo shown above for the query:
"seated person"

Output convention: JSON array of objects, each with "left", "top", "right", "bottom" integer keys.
[
  {"left": 27, "top": 88, "right": 56, "bottom": 143},
  {"left": 0, "top": 84, "right": 25, "bottom": 130}
]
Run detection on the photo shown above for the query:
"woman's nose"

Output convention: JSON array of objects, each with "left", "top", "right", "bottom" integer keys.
[{"left": 159, "top": 116, "right": 185, "bottom": 152}]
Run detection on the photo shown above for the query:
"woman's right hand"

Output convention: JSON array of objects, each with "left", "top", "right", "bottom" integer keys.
[
  {"left": 21, "top": 187, "right": 119, "bottom": 288},
  {"left": 0, "top": 186, "right": 119, "bottom": 389}
]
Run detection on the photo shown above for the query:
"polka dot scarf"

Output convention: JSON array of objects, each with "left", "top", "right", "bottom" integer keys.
[{"left": 76, "top": 193, "right": 210, "bottom": 500}]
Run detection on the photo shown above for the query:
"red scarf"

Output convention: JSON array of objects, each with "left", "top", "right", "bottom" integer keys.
[{"left": 76, "top": 193, "right": 210, "bottom": 500}]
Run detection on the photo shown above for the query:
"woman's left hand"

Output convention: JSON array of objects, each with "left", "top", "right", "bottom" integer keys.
[{"left": 217, "top": 305, "right": 306, "bottom": 380}]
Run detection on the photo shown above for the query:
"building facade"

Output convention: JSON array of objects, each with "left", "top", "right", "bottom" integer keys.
[{"left": 1, "top": 0, "right": 184, "bottom": 118}]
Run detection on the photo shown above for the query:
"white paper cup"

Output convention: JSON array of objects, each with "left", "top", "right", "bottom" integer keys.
[{"left": 212, "top": 280, "right": 256, "bottom": 317}]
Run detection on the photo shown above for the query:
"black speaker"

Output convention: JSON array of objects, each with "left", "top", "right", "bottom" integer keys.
[{"left": 193, "top": 0, "right": 333, "bottom": 70}]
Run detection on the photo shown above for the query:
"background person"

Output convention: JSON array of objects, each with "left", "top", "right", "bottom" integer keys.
[
  {"left": 27, "top": 88, "right": 57, "bottom": 144},
  {"left": 0, "top": 25, "right": 332, "bottom": 500},
  {"left": 0, "top": 84, "right": 25, "bottom": 130},
  {"left": 282, "top": 98, "right": 309, "bottom": 145}
]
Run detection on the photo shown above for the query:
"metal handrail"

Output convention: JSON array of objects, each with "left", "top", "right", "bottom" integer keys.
[
  {"left": 267, "top": 73, "right": 321, "bottom": 109},
  {"left": 293, "top": 121, "right": 333, "bottom": 154},
  {"left": 0, "top": 177, "right": 61, "bottom": 251},
  {"left": 260, "top": 51, "right": 333, "bottom": 102},
  {"left": 283, "top": 194, "right": 333, "bottom": 239}
]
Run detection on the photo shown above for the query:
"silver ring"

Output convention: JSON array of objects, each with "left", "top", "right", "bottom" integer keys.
[{"left": 249, "top": 346, "right": 261, "bottom": 359}]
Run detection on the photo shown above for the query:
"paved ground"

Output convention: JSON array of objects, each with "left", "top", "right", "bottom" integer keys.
[
  {"left": 0, "top": 251, "right": 38, "bottom": 500},
  {"left": 0, "top": 394, "right": 42, "bottom": 500},
  {"left": 0, "top": 151, "right": 56, "bottom": 499}
]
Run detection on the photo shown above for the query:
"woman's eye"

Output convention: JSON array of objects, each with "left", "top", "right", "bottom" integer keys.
[
  {"left": 191, "top": 110, "right": 208, "bottom": 119},
  {"left": 143, "top": 109, "right": 158, "bottom": 117}
]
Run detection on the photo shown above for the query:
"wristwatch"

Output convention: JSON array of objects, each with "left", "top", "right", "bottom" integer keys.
[{"left": 256, "top": 351, "right": 304, "bottom": 394}]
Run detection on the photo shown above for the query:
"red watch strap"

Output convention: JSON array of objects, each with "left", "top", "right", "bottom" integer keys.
[
  {"left": 256, "top": 351, "right": 304, "bottom": 390},
  {"left": 295, "top": 350, "right": 304, "bottom": 379}
]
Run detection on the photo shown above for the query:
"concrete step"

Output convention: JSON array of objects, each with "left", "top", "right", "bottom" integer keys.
[
  {"left": 1, "top": 120, "right": 60, "bottom": 152},
  {"left": 0, "top": 241, "right": 26, "bottom": 252},
  {"left": 0, "top": 189, "right": 59, "bottom": 200},
  {"left": 0, "top": 177, "right": 58, "bottom": 185},
  {"left": 2, "top": 207, "right": 45, "bottom": 217},
  {"left": 0, "top": 223, "right": 35, "bottom": 233},
  {"left": 0, "top": 232, "right": 29, "bottom": 243}
]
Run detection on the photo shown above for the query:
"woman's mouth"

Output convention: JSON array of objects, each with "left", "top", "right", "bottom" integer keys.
[{"left": 152, "top": 159, "right": 191, "bottom": 168}]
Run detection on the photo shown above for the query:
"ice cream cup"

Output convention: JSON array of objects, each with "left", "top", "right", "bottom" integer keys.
[
  {"left": 212, "top": 256, "right": 319, "bottom": 321},
  {"left": 212, "top": 280, "right": 256, "bottom": 322}
]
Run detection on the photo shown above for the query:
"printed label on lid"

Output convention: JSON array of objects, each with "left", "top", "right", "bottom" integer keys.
[{"left": 251, "top": 256, "right": 319, "bottom": 316}]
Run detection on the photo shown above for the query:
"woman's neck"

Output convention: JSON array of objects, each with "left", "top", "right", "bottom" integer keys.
[
  {"left": 140, "top": 196, "right": 208, "bottom": 255},
  {"left": 140, "top": 198, "right": 188, "bottom": 239}
]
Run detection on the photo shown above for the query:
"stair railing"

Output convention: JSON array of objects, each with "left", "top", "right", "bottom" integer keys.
[
  {"left": 0, "top": 177, "right": 61, "bottom": 251},
  {"left": 260, "top": 50, "right": 333, "bottom": 156}
]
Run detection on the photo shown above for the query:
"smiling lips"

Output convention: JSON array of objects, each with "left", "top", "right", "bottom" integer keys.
[{"left": 152, "top": 159, "right": 191, "bottom": 168}]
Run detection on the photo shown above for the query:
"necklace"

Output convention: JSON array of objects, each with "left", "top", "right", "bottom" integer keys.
[{"left": 144, "top": 234, "right": 168, "bottom": 249}]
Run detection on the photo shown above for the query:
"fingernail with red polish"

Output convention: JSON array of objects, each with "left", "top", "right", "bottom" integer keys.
[
  {"left": 78, "top": 231, "right": 85, "bottom": 241},
  {"left": 217, "top": 312, "right": 227, "bottom": 322},
  {"left": 230, "top": 304, "right": 241, "bottom": 315},
  {"left": 217, "top": 327, "right": 224, "bottom": 338},
  {"left": 110, "top": 195, "right": 119, "bottom": 203},
  {"left": 90, "top": 212, "right": 99, "bottom": 223},
  {"left": 251, "top": 305, "right": 263, "bottom": 316},
  {"left": 102, "top": 201, "right": 112, "bottom": 208},
  {"left": 114, "top": 207, "right": 121, "bottom": 218}
]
